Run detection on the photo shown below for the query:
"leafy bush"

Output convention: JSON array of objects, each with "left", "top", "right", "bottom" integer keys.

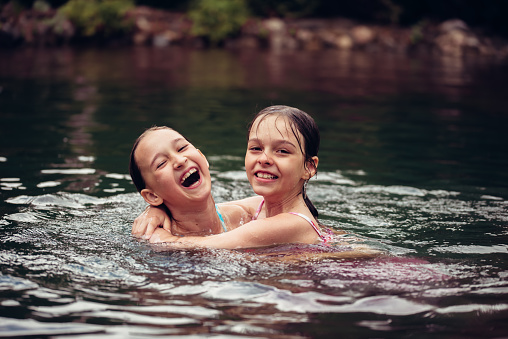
[
  {"left": 59, "top": 0, "right": 134, "bottom": 37},
  {"left": 188, "top": 0, "right": 249, "bottom": 45}
]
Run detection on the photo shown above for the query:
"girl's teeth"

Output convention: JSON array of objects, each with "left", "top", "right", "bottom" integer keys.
[
  {"left": 181, "top": 168, "right": 197, "bottom": 183},
  {"left": 257, "top": 173, "right": 276, "bottom": 179}
]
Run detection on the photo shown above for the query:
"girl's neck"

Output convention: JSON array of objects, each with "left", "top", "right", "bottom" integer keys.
[
  {"left": 166, "top": 196, "right": 224, "bottom": 236},
  {"left": 263, "top": 191, "right": 306, "bottom": 217}
]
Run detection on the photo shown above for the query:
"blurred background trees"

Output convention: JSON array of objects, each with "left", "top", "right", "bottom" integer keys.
[
  {"left": 1, "top": 0, "right": 507, "bottom": 46},
  {"left": 58, "top": 0, "right": 134, "bottom": 37},
  {"left": 188, "top": 0, "right": 249, "bottom": 45},
  {"left": 3, "top": 0, "right": 508, "bottom": 30}
]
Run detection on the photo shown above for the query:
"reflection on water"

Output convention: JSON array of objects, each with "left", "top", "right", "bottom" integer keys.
[{"left": 0, "top": 46, "right": 508, "bottom": 337}]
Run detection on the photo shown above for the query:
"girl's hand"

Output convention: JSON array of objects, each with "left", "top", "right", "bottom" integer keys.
[
  {"left": 132, "top": 205, "right": 171, "bottom": 239},
  {"left": 149, "top": 228, "right": 179, "bottom": 243}
]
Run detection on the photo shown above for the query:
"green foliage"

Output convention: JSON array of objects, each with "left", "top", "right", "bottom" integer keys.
[
  {"left": 58, "top": 0, "right": 134, "bottom": 37},
  {"left": 188, "top": 0, "right": 249, "bottom": 45},
  {"left": 33, "top": 0, "right": 51, "bottom": 11},
  {"left": 410, "top": 19, "right": 427, "bottom": 44}
]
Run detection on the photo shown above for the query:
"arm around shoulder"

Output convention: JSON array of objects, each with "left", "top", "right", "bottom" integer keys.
[
  {"left": 149, "top": 212, "right": 319, "bottom": 250},
  {"left": 219, "top": 195, "right": 263, "bottom": 215}
]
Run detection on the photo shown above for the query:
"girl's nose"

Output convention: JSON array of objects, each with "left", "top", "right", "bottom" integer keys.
[
  {"left": 173, "top": 154, "right": 187, "bottom": 169},
  {"left": 258, "top": 151, "right": 272, "bottom": 165}
]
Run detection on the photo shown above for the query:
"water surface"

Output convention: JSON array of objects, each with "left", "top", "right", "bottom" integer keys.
[{"left": 0, "top": 46, "right": 507, "bottom": 338}]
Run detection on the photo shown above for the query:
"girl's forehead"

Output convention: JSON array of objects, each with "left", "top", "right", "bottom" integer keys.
[
  {"left": 250, "top": 115, "right": 296, "bottom": 138},
  {"left": 137, "top": 129, "right": 185, "bottom": 159},
  {"left": 252, "top": 115, "right": 284, "bottom": 130},
  {"left": 143, "top": 129, "right": 183, "bottom": 145}
]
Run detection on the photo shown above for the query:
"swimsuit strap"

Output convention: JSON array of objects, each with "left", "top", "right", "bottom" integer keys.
[
  {"left": 288, "top": 212, "right": 331, "bottom": 244},
  {"left": 215, "top": 204, "right": 228, "bottom": 233},
  {"left": 252, "top": 198, "right": 265, "bottom": 220}
]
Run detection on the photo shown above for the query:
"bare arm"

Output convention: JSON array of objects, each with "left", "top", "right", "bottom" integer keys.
[
  {"left": 148, "top": 212, "right": 320, "bottom": 249},
  {"left": 132, "top": 195, "right": 264, "bottom": 238}
]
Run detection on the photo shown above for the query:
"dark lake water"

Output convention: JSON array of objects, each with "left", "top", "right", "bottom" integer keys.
[{"left": 1, "top": 46, "right": 508, "bottom": 338}]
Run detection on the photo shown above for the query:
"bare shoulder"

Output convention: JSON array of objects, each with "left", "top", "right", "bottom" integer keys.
[
  {"left": 217, "top": 196, "right": 264, "bottom": 230},
  {"left": 242, "top": 212, "right": 322, "bottom": 244},
  {"left": 219, "top": 196, "right": 264, "bottom": 216}
]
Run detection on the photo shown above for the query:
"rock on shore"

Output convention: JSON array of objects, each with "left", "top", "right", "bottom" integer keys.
[{"left": 2, "top": 4, "right": 507, "bottom": 59}]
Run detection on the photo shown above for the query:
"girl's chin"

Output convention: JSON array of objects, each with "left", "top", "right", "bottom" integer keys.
[
  {"left": 251, "top": 186, "right": 275, "bottom": 196},
  {"left": 185, "top": 181, "right": 212, "bottom": 196}
]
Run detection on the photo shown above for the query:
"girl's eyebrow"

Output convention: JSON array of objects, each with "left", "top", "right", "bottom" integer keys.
[
  {"left": 149, "top": 137, "right": 186, "bottom": 168},
  {"left": 274, "top": 140, "right": 297, "bottom": 148},
  {"left": 149, "top": 153, "right": 164, "bottom": 168},
  {"left": 248, "top": 137, "right": 297, "bottom": 148},
  {"left": 281, "top": 139, "right": 297, "bottom": 147}
]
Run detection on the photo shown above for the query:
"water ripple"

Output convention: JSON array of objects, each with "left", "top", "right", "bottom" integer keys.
[
  {"left": 0, "top": 274, "right": 39, "bottom": 292},
  {"left": 0, "top": 317, "right": 104, "bottom": 338}
]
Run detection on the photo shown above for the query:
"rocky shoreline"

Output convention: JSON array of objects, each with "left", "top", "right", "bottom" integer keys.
[{"left": 2, "top": 4, "right": 508, "bottom": 60}]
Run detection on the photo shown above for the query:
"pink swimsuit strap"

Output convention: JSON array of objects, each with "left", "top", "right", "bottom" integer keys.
[
  {"left": 289, "top": 212, "right": 331, "bottom": 244},
  {"left": 252, "top": 199, "right": 331, "bottom": 244},
  {"left": 252, "top": 198, "right": 265, "bottom": 220}
]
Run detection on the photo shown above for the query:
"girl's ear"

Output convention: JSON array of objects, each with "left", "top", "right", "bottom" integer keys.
[
  {"left": 303, "top": 156, "right": 319, "bottom": 180},
  {"left": 140, "top": 189, "right": 163, "bottom": 206},
  {"left": 197, "top": 149, "right": 209, "bottom": 168}
]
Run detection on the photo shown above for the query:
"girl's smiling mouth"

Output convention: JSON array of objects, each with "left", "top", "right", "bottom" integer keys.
[
  {"left": 255, "top": 171, "right": 278, "bottom": 180},
  {"left": 181, "top": 168, "right": 201, "bottom": 188}
]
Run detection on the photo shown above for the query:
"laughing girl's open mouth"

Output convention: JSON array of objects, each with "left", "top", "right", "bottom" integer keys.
[{"left": 181, "top": 168, "right": 201, "bottom": 187}]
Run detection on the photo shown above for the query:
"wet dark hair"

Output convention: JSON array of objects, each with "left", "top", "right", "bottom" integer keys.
[{"left": 247, "top": 105, "right": 320, "bottom": 218}]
